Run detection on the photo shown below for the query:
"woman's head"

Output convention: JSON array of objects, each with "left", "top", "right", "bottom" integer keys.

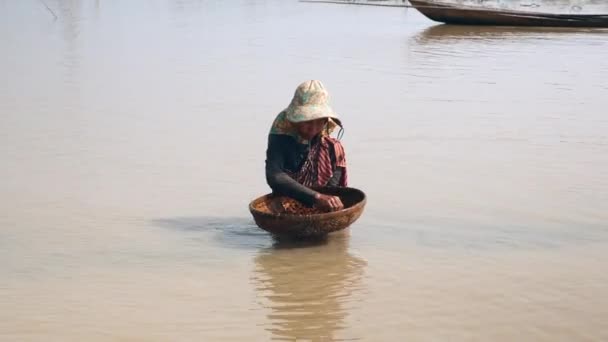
[
  {"left": 294, "top": 118, "right": 328, "bottom": 141},
  {"left": 285, "top": 80, "right": 339, "bottom": 125},
  {"left": 269, "top": 80, "right": 343, "bottom": 141}
]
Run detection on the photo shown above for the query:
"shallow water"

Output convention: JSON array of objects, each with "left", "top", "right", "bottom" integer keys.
[{"left": 1, "top": 1, "right": 608, "bottom": 341}]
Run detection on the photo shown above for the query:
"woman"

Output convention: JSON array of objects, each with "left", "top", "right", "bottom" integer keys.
[{"left": 265, "top": 80, "right": 348, "bottom": 212}]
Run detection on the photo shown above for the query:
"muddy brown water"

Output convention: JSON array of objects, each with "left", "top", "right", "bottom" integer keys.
[{"left": 1, "top": 1, "right": 607, "bottom": 340}]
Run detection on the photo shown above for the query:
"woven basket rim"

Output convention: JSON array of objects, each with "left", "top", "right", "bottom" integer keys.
[{"left": 249, "top": 187, "right": 366, "bottom": 220}]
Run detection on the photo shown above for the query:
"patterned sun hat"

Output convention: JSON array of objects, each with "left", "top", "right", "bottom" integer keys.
[
  {"left": 269, "top": 80, "right": 343, "bottom": 139},
  {"left": 284, "top": 80, "right": 340, "bottom": 124}
]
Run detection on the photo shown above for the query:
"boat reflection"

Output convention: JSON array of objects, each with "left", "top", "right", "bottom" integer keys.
[{"left": 413, "top": 24, "right": 605, "bottom": 44}]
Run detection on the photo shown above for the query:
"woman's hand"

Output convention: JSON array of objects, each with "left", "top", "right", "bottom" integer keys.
[{"left": 314, "top": 193, "right": 344, "bottom": 211}]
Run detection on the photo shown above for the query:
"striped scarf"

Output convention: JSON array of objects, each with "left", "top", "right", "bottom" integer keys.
[{"left": 288, "top": 136, "right": 348, "bottom": 188}]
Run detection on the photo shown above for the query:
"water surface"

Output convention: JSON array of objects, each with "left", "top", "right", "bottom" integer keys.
[{"left": 1, "top": 1, "right": 607, "bottom": 340}]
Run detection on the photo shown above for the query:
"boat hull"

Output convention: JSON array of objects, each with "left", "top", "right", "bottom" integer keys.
[{"left": 410, "top": 0, "right": 608, "bottom": 27}]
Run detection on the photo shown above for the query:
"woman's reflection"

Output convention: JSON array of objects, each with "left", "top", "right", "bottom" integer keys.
[{"left": 252, "top": 232, "right": 367, "bottom": 341}]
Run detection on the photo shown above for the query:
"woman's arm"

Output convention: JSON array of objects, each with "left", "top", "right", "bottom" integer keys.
[{"left": 265, "top": 135, "right": 318, "bottom": 207}]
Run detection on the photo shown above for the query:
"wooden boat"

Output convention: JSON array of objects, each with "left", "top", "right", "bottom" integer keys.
[{"left": 409, "top": 0, "right": 608, "bottom": 27}]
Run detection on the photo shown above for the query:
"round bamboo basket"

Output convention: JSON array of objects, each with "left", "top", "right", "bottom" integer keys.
[{"left": 249, "top": 187, "right": 366, "bottom": 237}]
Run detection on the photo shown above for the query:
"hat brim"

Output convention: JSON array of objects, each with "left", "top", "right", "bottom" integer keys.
[{"left": 284, "top": 103, "right": 339, "bottom": 123}]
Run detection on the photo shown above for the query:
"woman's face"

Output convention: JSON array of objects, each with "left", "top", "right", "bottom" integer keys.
[{"left": 295, "top": 118, "right": 327, "bottom": 141}]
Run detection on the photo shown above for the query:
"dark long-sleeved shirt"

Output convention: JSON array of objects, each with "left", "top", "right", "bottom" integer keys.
[{"left": 265, "top": 134, "right": 343, "bottom": 207}]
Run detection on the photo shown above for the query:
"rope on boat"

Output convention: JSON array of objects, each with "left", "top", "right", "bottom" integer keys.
[
  {"left": 299, "top": 0, "right": 608, "bottom": 18},
  {"left": 298, "top": 1, "right": 493, "bottom": 10},
  {"left": 299, "top": 0, "right": 415, "bottom": 8}
]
